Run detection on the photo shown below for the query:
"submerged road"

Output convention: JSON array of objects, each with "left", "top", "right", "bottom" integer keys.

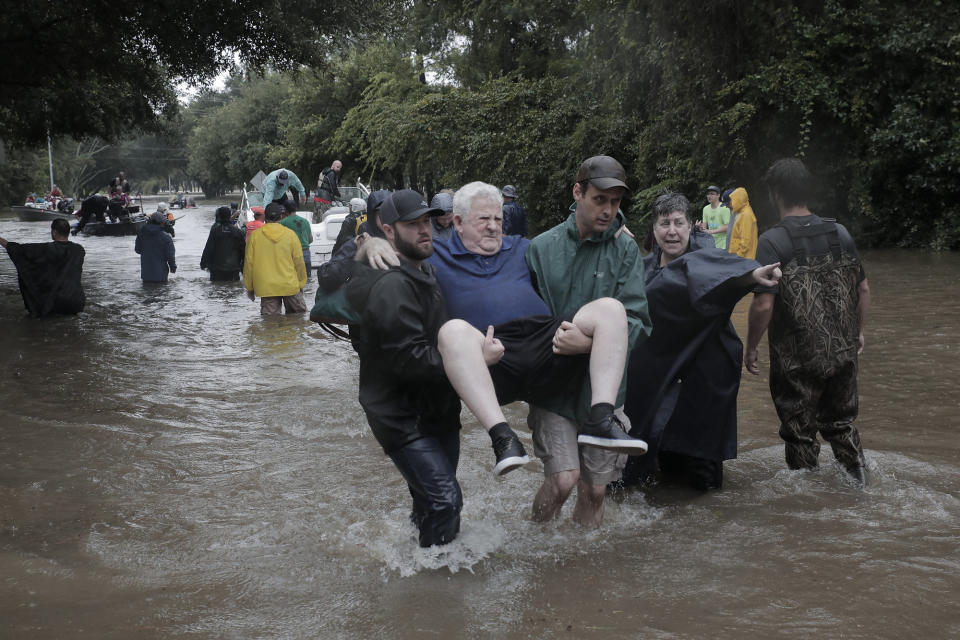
[{"left": 1, "top": 207, "right": 958, "bottom": 638}]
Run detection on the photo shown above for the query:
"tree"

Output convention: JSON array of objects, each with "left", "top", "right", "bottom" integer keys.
[
  {"left": 0, "top": 0, "right": 396, "bottom": 146},
  {"left": 186, "top": 76, "right": 289, "bottom": 197}
]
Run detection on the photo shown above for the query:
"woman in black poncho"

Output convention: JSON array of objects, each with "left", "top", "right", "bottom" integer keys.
[{"left": 622, "top": 193, "right": 780, "bottom": 491}]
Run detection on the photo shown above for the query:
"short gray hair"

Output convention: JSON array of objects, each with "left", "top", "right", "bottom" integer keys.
[
  {"left": 453, "top": 181, "right": 502, "bottom": 221},
  {"left": 651, "top": 192, "right": 691, "bottom": 225}
]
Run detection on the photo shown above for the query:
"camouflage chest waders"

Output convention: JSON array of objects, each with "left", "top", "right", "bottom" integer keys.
[{"left": 768, "top": 220, "right": 866, "bottom": 475}]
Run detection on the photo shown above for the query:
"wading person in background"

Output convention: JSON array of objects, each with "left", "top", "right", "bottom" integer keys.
[
  {"left": 500, "top": 184, "right": 528, "bottom": 237},
  {"left": 331, "top": 195, "right": 370, "bottom": 256},
  {"left": 244, "top": 202, "right": 307, "bottom": 315},
  {"left": 200, "top": 206, "right": 246, "bottom": 282},
  {"left": 728, "top": 186, "right": 758, "bottom": 259},
  {"left": 260, "top": 168, "right": 306, "bottom": 209},
  {"left": 156, "top": 201, "right": 175, "bottom": 237},
  {"left": 429, "top": 191, "right": 455, "bottom": 242},
  {"left": 315, "top": 160, "right": 342, "bottom": 222},
  {"left": 135, "top": 211, "right": 177, "bottom": 284},
  {"left": 746, "top": 158, "right": 870, "bottom": 484},
  {"left": 319, "top": 190, "right": 391, "bottom": 292},
  {"left": 0, "top": 219, "right": 86, "bottom": 317},
  {"left": 279, "top": 199, "right": 314, "bottom": 274},
  {"left": 621, "top": 193, "right": 781, "bottom": 492},
  {"left": 246, "top": 206, "right": 265, "bottom": 241}
]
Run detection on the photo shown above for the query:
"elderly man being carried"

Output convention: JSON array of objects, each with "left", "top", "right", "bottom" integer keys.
[{"left": 353, "top": 182, "right": 648, "bottom": 476}]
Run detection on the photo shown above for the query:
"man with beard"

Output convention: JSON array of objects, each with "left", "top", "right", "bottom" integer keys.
[
  {"left": 343, "top": 189, "right": 466, "bottom": 547},
  {"left": 347, "top": 182, "right": 646, "bottom": 536}
]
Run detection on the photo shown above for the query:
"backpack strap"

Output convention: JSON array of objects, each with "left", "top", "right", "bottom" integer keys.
[
  {"left": 318, "top": 322, "right": 351, "bottom": 341},
  {"left": 783, "top": 219, "right": 840, "bottom": 265}
]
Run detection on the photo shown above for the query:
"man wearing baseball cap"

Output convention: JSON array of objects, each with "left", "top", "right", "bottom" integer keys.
[
  {"left": 523, "top": 155, "right": 652, "bottom": 526},
  {"left": 260, "top": 167, "right": 306, "bottom": 209},
  {"left": 699, "top": 185, "right": 731, "bottom": 249},
  {"left": 500, "top": 184, "right": 528, "bottom": 237},
  {"left": 344, "top": 189, "right": 469, "bottom": 548}
]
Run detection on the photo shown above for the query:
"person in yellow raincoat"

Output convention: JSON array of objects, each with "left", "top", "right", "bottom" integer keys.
[{"left": 728, "top": 187, "right": 758, "bottom": 259}]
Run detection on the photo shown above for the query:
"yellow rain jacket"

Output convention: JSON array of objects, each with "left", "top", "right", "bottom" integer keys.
[
  {"left": 728, "top": 187, "right": 758, "bottom": 259},
  {"left": 243, "top": 222, "right": 307, "bottom": 297}
]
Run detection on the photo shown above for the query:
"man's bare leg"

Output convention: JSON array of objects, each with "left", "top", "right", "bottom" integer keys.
[
  {"left": 567, "top": 297, "right": 628, "bottom": 406},
  {"left": 571, "top": 480, "right": 606, "bottom": 526},
  {"left": 438, "top": 319, "right": 529, "bottom": 475},
  {"left": 562, "top": 298, "right": 647, "bottom": 453},
  {"left": 438, "top": 319, "right": 508, "bottom": 428},
  {"left": 531, "top": 470, "right": 579, "bottom": 522}
]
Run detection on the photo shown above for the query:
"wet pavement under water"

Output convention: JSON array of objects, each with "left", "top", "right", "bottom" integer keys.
[{"left": 0, "top": 207, "right": 958, "bottom": 638}]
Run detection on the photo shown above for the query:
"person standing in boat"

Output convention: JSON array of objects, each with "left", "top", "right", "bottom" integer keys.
[
  {"left": 314, "top": 160, "right": 342, "bottom": 222},
  {"left": 260, "top": 168, "right": 306, "bottom": 209},
  {"left": 74, "top": 194, "right": 109, "bottom": 234},
  {"left": 135, "top": 211, "right": 177, "bottom": 284},
  {"left": 48, "top": 184, "right": 63, "bottom": 206},
  {"left": 0, "top": 219, "right": 86, "bottom": 317},
  {"left": 109, "top": 171, "right": 131, "bottom": 205}
]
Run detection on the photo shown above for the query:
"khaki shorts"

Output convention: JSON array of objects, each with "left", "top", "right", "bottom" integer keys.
[
  {"left": 260, "top": 290, "right": 307, "bottom": 315},
  {"left": 528, "top": 405, "right": 628, "bottom": 486}
]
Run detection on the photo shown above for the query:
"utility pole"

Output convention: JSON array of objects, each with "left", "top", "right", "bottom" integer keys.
[{"left": 47, "top": 133, "right": 55, "bottom": 191}]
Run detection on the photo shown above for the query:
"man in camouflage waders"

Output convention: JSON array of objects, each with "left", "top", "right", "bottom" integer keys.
[{"left": 745, "top": 158, "right": 871, "bottom": 483}]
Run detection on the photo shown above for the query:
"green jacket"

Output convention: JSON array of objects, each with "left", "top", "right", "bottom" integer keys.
[
  {"left": 280, "top": 214, "right": 313, "bottom": 250},
  {"left": 525, "top": 206, "right": 651, "bottom": 423}
]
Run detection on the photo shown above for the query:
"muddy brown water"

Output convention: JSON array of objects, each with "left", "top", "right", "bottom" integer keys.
[{"left": 1, "top": 208, "right": 958, "bottom": 638}]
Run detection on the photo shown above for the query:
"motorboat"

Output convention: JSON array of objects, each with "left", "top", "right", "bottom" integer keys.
[
  {"left": 80, "top": 215, "right": 147, "bottom": 237},
  {"left": 236, "top": 174, "right": 368, "bottom": 265},
  {"left": 13, "top": 204, "right": 76, "bottom": 222}
]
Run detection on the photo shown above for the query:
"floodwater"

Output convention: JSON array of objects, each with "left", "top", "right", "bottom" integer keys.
[{"left": 1, "top": 207, "right": 958, "bottom": 639}]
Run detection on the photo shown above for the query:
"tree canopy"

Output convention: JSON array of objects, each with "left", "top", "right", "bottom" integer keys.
[
  {"left": 0, "top": 0, "right": 393, "bottom": 145},
  {"left": 4, "top": 0, "right": 959, "bottom": 249}
]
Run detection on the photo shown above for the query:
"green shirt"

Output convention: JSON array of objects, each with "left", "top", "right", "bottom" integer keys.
[
  {"left": 280, "top": 215, "right": 313, "bottom": 250},
  {"left": 702, "top": 204, "right": 731, "bottom": 249},
  {"left": 525, "top": 207, "right": 651, "bottom": 423}
]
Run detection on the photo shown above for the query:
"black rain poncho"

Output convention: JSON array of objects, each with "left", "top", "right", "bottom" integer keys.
[
  {"left": 4, "top": 240, "right": 86, "bottom": 317},
  {"left": 623, "top": 232, "right": 759, "bottom": 481}
]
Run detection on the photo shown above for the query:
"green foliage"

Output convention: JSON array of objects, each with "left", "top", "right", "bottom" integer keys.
[
  {"left": 0, "top": 146, "right": 47, "bottom": 206},
  {"left": 0, "top": 0, "right": 396, "bottom": 145},
  {"left": 48, "top": 0, "right": 955, "bottom": 249},
  {"left": 186, "top": 76, "right": 290, "bottom": 197}
]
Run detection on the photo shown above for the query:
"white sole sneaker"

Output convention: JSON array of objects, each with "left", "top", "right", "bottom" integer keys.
[
  {"left": 577, "top": 435, "right": 649, "bottom": 454},
  {"left": 493, "top": 454, "right": 530, "bottom": 476}
]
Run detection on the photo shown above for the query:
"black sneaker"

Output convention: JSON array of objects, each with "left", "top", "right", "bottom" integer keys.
[
  {"left": 578, "top": 414, "right": 648, "bottom": 455},
  {"left": 492, "top": 430, "right": 530, "bottom": 476}
]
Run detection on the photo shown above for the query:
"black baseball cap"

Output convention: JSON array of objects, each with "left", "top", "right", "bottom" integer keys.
[
  {"left": 576, "top": 155, "right": 630, "bottom": 191},
  {"left": 379, "top": 189, "right": 442, "bottom": 225},
  {"left": 706, "top": 185, "right": 721, "bottom": 193}
]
